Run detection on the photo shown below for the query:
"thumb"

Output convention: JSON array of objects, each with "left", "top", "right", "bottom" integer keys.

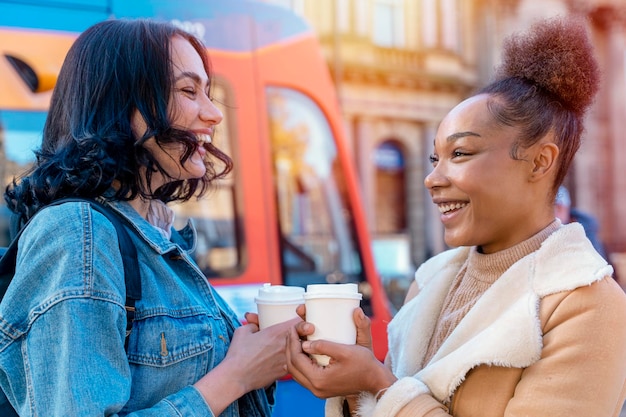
[
  {"left": 354, "top": 308, "right": 373, "bottom": 350},
  {"left": 302, "top": 339, "right": 345, "bottom": 361}
]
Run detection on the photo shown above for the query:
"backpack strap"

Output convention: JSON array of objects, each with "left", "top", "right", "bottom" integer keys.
[
  {"left": 0, "top": 235, "right": 21, "bottom": 298},
  {"left": 0, "top": 198, "right": 141, "bottom": 350}
]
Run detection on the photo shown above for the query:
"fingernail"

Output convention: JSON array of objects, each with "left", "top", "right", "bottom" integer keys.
[{"left": 302, "top": 341, "right": 311, "bottom": 350}]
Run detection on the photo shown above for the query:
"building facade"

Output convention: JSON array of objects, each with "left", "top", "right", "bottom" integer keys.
[{"left": 268, "top": 0, "right": 626, "bottom": 284}]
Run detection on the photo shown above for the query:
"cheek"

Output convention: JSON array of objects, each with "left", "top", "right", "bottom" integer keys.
[
  {"left": 448, "top": 165, "right": 484, "bottom": 194},
  {"left": 150, "top": 142, "right": 185, "bottom": 169},
  {"left": 169, "top": 99, "right": 195, "bottom": 128},
  {"left": 454, "top": 169, "right": 508, "bottom": 217}
]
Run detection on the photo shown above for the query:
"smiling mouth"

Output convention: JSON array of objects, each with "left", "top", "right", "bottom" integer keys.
[
  {"left": 196, "top": 134, "right": 212, "bottom": 145},
  {"left": 437, "top": 202, "right": 468, "bottom": 214}
]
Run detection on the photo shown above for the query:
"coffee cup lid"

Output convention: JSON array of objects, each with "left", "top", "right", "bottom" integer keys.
[
  {"left": 303, "top": 283, "right": 363, "bottom": 300},
  {"left": 254, "top": 284, "right": 305, "bottom": 305}
]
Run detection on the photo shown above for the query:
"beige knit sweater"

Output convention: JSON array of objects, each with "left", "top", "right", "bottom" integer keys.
[{"left": 423, "top": 221, "right": 559, "bottom": 365}]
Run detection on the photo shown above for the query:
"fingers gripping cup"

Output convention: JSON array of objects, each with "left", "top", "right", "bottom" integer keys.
[
  {"left": 254, "top": 284, "right": 305, "bottom": 330},
  {"left": 303, "top": 283, "right": 363, "bottom": 366}
]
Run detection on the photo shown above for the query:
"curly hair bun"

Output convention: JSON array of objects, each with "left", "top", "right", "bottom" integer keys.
[{"left": 495, "top": 17, "right": 600, "bottom": 116}]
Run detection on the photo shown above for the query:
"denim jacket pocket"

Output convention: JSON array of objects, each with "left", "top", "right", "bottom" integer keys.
[
  {"left": 123, "top": 312, "right": 217, "bottom": 411},
  {"left": 127, "top": 312, "right": 214, "bottom": 367}
]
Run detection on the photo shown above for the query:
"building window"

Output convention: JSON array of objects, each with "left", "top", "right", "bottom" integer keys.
[
  {"left": 441, "top": 0, "right": 460, "bottom": 51},
  {"left": 421, "top": 0, "right": 460, "bottom": 52},
  {"left": 337, "top": 0, "right": 351, "bottom": 33},
  {"left": 354, "top": 0, "right": 370, "bottom": 36},
  {"left": 374, "top": 141, "right": 406, "bottom": 233},
  {"left": 373, "top": 0, "right": 405, "bottom": 48}
]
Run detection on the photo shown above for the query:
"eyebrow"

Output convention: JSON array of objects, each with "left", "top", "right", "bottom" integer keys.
[
  {"left": 447, "top": 131, "right": 481, "bottom": 142},
  {"left": 174, "top": 71, "right": 208, "bottom": 86}
]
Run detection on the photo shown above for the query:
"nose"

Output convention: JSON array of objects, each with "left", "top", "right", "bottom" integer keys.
[
  {"left": 424, "top": 162, "right": 448, "bottom": 191},
  {"left": 200, "top": 97, "right": 223, "bottom": 125}
]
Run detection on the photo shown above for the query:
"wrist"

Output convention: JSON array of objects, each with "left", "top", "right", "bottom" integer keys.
[
  {"left": 368, "top": 361, "right": 397, "bottom": 396},
  {"left": 194, "top": 361, "right": 247, "bottom": 414}
]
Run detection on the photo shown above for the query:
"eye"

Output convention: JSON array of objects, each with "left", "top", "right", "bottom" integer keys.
[
  {"left": 428, "top": 154, "right": 439, "bottom": 166},
  {"left": 180, "top": 87, "right": 197, "bottom": 97},
  {"left": 452, "top": 149, "right": 470, "bottom": 158}
]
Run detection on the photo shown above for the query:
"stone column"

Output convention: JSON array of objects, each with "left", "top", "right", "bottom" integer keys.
[
  {"left": 583, "top": 4, "right": 626, "bottom": 253},
  {"left": 354, "top": 116, "right": 376, "bottom": 231}
]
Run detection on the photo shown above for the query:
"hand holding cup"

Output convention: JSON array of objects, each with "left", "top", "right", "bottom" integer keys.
[{"left": 303, "top": 283, "right": 363, "bottom": 366}]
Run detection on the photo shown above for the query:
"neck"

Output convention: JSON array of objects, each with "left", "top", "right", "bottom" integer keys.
[{"left": 128, "top": 197, "right": 151, "bottom": 220}]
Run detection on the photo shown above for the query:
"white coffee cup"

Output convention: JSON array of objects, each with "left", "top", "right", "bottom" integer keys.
[
  {"left": 254, "top": 284, "right": 305, "bottom": 330},
  {"left": 303, "top": 283, "right": 363, "bottom": 366}
]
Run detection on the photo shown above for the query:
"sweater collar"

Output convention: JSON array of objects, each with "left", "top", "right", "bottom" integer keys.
[{"left": 467, "top": 219, "right": 560, "bottom": 284}]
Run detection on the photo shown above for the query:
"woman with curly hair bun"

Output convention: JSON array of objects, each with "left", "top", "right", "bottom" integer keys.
[{"left": 286, "top": 16, "right": 626, "bottom": 417}]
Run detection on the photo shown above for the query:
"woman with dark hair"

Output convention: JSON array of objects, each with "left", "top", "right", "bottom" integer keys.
[
  {"left": 286, "top": 17, "right": 626, "bottom": 417},
  {"left": 0, "top": 19, "right": 292, "bottom": 416}
]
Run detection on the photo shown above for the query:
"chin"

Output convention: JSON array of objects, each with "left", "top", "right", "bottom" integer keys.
[
  {"left": 183, "top": 164, "right": 207, "bottom": 179},
  {"left": 443, "top": 233, "right": 470, "bottom": 249}
]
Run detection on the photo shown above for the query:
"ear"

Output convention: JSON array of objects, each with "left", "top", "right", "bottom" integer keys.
[{"left": 529, "top": 142, "right": 559, "bottom": 182}]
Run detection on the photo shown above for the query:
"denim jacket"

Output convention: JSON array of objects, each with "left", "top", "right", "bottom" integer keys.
[{"left": 0, "top": 200, "right": 272, "bottom": 416}]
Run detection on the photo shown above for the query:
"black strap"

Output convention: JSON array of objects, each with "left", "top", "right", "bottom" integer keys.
[
  {"left": 0, "top": 198, "right": 141, "bottom": 350},
  {"left": 0, "top": 237, "right": 20, "bottom": 298}
]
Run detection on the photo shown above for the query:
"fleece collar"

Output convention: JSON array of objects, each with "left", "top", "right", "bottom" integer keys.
[{"left": 387, "top": 222, "right": 612, "bottom": 404}]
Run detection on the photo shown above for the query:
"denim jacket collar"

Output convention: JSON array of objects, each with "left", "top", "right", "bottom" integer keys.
[{"left": 103, "top": 200, "right": 196, "bottom": 255}]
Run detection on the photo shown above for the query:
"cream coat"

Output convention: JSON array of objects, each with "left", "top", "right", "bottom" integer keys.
[{"left": 327, "top": 223, "right": 626, "bottom": 417}]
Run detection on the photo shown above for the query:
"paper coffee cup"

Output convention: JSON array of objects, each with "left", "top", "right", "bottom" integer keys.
[
  {"left": 254, "top": 284, "right": 305, "bottom": 330},
  {"left": 303, "top": 283, "right": 363, "bottom": 366}
]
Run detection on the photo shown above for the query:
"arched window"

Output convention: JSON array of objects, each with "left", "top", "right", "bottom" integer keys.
[{"left": 374, "top": 141, "right": 406, "bottom": 233}]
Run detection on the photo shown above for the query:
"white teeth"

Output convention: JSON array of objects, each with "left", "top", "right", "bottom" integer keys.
[
  {"left": 197, "top": 134, "right": 212, "bottom": 144},
  {"left": 438, "top": 202, "right": 467, "bottom": 214}
]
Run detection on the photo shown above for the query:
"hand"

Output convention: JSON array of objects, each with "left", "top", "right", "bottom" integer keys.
[
  {"left": 287, "top": 308, "right": 396, "bottom": 398},
  {"left": 294, "top": 306, "right": 373, "bottom": 350},
  {"left": 225, "top": 317, "right": 301, "bottom": 391},
  {"left": 194, "top": 316, "right": 301, "bottom": 415}
]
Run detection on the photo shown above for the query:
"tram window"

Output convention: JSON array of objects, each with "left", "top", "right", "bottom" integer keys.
[{"left": 266, "top": 87, "right": 365, "bottom": 289}]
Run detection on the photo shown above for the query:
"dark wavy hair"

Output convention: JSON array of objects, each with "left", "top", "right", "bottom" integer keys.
[
  {"left": 4, "top": 18, "right": 233, "bottom": 224},
  {"left": 478, "top": 17, "right": 600, "bottom": 195}
]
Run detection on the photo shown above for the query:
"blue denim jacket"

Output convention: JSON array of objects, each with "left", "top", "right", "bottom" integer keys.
[{"left": 0, "top": 200, "right": 272, "bottom": 416}]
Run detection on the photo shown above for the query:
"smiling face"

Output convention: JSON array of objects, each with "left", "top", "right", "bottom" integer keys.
[
  {"left": 425, "top": 94, "right": 557, "bottom": 254},
  {"left": 135, "top": 35, "right": 223, "bottom": 190}
]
